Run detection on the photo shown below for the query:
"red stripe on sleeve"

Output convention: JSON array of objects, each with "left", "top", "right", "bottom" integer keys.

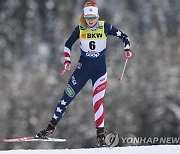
[{"left": 64, "top": 52, "right": 70, "bottom": 57}]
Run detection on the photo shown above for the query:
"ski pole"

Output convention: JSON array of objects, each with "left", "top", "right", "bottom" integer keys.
[
  {"left": 118, "top": 58, "right": 128, "bottom": 82},
  {"left": 60, "top": 68, "right": 66, "bottom": 75}
]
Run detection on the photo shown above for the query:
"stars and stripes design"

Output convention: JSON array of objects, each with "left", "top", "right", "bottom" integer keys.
[
  {"left": 116, "top": 30, "right": 130, "bottom": 50},
  {"left": 93, "top": 72, "right": 107, "bottom": 128},
  {"left": 48, "top": 21, "right": 131, "bottom": 131},
  {"left": 53, "top": 99, "right": 68, "bottom": 121}
]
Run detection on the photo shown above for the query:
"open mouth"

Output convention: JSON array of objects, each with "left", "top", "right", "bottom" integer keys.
[{"left": 88, "top": 22, "right": 94, "bottom": 26}]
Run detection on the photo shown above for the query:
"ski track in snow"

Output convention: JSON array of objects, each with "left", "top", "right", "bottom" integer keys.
[{"left": 0, "top": 145, "right": 180, "bottom": 154}]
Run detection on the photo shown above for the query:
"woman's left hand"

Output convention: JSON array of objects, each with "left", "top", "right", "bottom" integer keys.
[{"left": 125, "top": 49, "right": 132, "bottom": 59}]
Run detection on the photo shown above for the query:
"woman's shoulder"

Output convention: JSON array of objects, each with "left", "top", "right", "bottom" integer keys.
[
  {"left": 99, "top": 20, "right": 111, "bottom": 28},
  {"left": 79, "top": 24, "right": 86, "bottom": 30}
]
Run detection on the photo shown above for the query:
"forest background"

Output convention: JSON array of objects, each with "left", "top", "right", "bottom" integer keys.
[{"left": 0, "top": 0, "right": 180, "bottom": 150}]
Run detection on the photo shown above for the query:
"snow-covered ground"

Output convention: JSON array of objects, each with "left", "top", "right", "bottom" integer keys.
[{"left": 1, "top": 145, "right": 180, "bottom": 154}]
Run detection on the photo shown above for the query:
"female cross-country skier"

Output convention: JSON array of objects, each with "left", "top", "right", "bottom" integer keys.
[{"left": 35, "top": 1, "right": 132, "bottom": 147}]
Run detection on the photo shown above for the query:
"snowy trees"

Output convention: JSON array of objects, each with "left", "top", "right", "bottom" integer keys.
[{"left": 0, "top": 0, "right": 180, "bottom": 150}]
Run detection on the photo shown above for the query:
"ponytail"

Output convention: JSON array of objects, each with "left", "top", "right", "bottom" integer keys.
[{"left": 79, "top": 14, "right": 87, "bottom": 28}]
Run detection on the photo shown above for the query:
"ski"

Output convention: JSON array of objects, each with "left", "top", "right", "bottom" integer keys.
[{"left": 2, "top": 136, "right": 66, "bottom": 143}]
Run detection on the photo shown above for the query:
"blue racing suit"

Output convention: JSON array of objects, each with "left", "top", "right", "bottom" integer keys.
[{"left": 51, "top": 21, "right": 130, "bottom": 128}]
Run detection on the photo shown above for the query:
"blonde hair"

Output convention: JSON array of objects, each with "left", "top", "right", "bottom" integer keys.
[{"left": 79, "top": 1, "right": 98, "bottom": 28}]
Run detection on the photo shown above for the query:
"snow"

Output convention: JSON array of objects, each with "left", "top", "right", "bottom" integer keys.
[{"left": 1, "top": 145, "right": 180, "bottom": 154}]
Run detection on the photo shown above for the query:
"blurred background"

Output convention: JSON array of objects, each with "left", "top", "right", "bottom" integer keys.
[{"left": 0, "top": 0, "right": 180, "bottom": 150}]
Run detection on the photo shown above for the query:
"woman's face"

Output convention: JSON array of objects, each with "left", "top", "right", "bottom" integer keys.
[{"left": 84, "top": 14, "right": 98, "bottom": 27}]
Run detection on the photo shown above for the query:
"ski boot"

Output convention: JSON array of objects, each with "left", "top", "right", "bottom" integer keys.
[
  {"left": 96, "top": 127, "right": 107, "bottom": 147},
  {"left": 35, "top": 121, "right": 57, "bottom": 139}
]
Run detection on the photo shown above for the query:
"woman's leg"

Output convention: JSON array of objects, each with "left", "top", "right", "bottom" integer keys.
[
  {"left": 36, "top": 61, "right": 90, "bottom": 138},
  {"left": 36, "top": 66, "right": 89, "bottom": 138},
  {"left": 92, "top": 71, "right": 107, "bottom": 128},
  {"left": 51, "top": 67, "right": 90, "bottom": 123},
  {"left": 92, "top": 71, "right": 107, "bottom": 147}
]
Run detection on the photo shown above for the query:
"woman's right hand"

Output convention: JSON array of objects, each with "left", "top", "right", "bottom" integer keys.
[{"left": 61, "top": 61, "right": 71, "bottom": 75}]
